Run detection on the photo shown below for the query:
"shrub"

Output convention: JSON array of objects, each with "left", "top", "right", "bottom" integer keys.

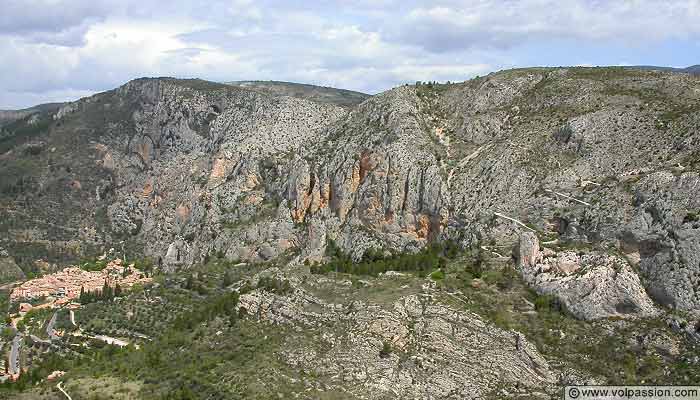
[
  {"left": 533, "top": 293, "right": 566, "bottom": 314},
  {"left": 256, "top": 276, "right": 292, "bottom": 295},
  {"left": 683, "top": 212, "right": 699, "bottom": 223},
  {"left": 311, "top": 240, "right": 461, "bottom": 278},
  {"left": 429, "top": 270, "right": 445, "bottom": 280},
  {"left": 379, "top": 341, "right": 392, "bottom": 358}
]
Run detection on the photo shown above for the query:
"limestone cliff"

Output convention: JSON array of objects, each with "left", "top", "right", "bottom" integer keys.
[{"left": 2, "top": 67, "right": 700, "bottom": 314}]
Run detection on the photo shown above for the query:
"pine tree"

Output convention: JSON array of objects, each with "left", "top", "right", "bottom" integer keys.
[
  {"left": 222, "top": 271, "right": 233, "bottom": 288},
  {"left": 102, "top": 280, "right": 110, "bottom": 300}
]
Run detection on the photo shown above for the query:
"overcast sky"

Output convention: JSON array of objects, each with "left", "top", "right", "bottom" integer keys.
[{"left": 1, "top": 0, "right": 699, "bottom": 109}]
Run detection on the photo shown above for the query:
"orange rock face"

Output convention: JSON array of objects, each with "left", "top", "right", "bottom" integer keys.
[
  {"left": 416, "top": 214, "right": 431, "bottom": 239},
  {"left": 134, "top": 138, "right": 153, "bottom": 167},
  {"left": 142, "top": 180, "right": 154, "bottom": 198},
  {"left": 175, "top": 203, "right": 190, "bottom": 220},
  {"left": 68, "top": 180, "right": 82, "bottom": 190},
  {"left": 210, "top": 158, "right": 229, "bottom": 181},
  {"left": 102, "top": 152, "right": 115, "bottom": 170},
  {"left": 358, "top": 151, "right": 378, "bottom": 181}
]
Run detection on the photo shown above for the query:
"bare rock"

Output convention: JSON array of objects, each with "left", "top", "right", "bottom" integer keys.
[{"left": 518, "top": 233, "right": 659, "bottom": 320}]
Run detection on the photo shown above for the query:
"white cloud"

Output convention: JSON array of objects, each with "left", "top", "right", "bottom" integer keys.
[
  {"left": 393, "top": 0, "right": 700, "bottom": 52},
  {"left": 0, "top": 0, "right": 698, "bottom": 108}
]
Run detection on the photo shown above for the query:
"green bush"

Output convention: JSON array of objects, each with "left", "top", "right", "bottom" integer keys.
[
  {"left": 533, "top": 293, "right": 566, "bottom": 314},
  {"left": 684, "top": 212, "right": 699, "bottom": 223},
  {"left": 311, "top": 240, "right": 459, "bottom": 277},
  {"left": 1, "top": 327, "right": 14, "bottom": 340},
  {"left": 429, "top": 270, "right": 445, "bottom": 280},
  {"left": 256, "top": 276, "right": 292, "bottom": 295},
  {"left": 379, "top": 341, "right": 392, "bottom": 358}
]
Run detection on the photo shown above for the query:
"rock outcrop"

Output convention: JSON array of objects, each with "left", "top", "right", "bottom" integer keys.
[
  {"left": 0, "top": 248, "right": 25, "bottom": 284},
  {"left": 239, "top": 275, "right": 556, "bottom": 399},
  {"left": 518, "top": 232, "right": 659, "bottom": 320}
]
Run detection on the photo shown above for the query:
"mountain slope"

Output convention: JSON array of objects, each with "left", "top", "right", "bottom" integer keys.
[
  {"left": 2, "top": 68, "right": 700, "bottom": 310},
  {"left": 626, "top": 64, "right": 700, "bottom": 75},
  {"left": 226, "top": 80, "right": 370, "bottom": 109},
  {"left": 3, "top": 67, "right": 700, "bottom": 398},
  {"left": 0, "top": 103, "right": 64, "bottom": 127},
  {"left": 0, "top": 77, "right": 346, "bottom": 276}
]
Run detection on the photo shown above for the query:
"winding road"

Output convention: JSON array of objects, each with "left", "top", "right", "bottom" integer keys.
[
  {"left": 57, "top": 381, "right": 72, "bottom": 400},
  {"left": 8, "top": 333, "right": 21, "bottom": 376}
]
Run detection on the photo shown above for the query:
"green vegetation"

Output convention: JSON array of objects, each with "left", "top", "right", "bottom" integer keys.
[
  {"left": 78, "top": 281, "right": 123, "bottom": 304},
  {"left": 16, "top": 307, "right": 52, "bottom": 336},
  {"left": 0, "top": 158, "right": 39, "bottom": 196},
  {"left": 309, "top": 240, "right": 460, "bottom": 277},
  {"left": 0, "top": 353, "right": 70, "bottom": 393},
  {"left": 0, "top": 113, "right": 51, "bottom": 154},
  {"left": 79, "top": 259, "right": 108, "bottom": 272},
  {"left": 0, "top": 290, "right": 9, "bottom": 315},
  {"left": 256, "top": 276, "right": 293, "bottom": 295},
  {"left": 3, "top": 239, "right": 699, "bottom": 397},
  {"left": 1, "top": 259, "right": 309, "bottom": 399},
  {"left": 171, "top": 290, "right": 239, "bottom": 330},
  {"left": 429, "top": 269, "right": 445, "bottom": 280},
  {"left": 568, "top": 66, "right": 656, "bottom": 81},
  {"left": 166, "top": 78, "right": 230, "bottom": 92},
  {"left": 1, "top": 326, "right": 14, "bottom": 340},
  {"left": 683, "top": 211, "right": 699, "bottom": 223},
  {"left": 379, "top": 341, "right": 392, "bottom": 358},
  {"left": 438, "top": 259, "right": 698, "bottom": 385}
]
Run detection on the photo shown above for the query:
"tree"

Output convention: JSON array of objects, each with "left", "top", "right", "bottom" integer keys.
[
  {"left": 102, "top": 280, "right": 113, "bottom": 300},
  {"left": 379, "top": 341, "right": 392, "bottom": 358},
  {"left": 222, "top": 271, "right": 233, "bottom": 288}
]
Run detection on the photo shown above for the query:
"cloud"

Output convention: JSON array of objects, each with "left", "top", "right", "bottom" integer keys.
[
  {"left": 392, "top": 0, "right": 700, "bottom": 52},
  {"left": 0, "top": 0, "right": 698, "bottom": 108},
  {"left": 0, "top": 0, "right": 115, "bottom": 46}
]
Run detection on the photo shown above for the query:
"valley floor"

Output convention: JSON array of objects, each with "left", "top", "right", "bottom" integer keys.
[{"left": 0, "top": 249, "right": 698, "bottom": 399}]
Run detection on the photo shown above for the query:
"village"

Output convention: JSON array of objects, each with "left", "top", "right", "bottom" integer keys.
[
  {"left": 10, "top": 258, "right": 151, "bottom": 307},
  {"left": 0, "top": 257, "right": 153, "bottom": 383}
]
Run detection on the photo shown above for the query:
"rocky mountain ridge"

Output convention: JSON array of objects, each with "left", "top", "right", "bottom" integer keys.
[
  {"left": 1, "top": 67, "right": 700, "bottom": 317},
  {"left": 2, "top": 66, "right": 700, "bottom": 398},
  {"left": 226, "top": 80, "right": 370, "bottom": 109}
]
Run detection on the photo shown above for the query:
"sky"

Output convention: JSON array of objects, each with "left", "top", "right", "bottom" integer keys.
[{"left": 1, "top": 0, "right": 699, "bottom": 109}]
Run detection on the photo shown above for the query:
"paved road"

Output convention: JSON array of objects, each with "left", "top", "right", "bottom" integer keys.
[
  {"left": 69, "top": 310, "right": 76, "bottom": 327},
  {"left": 9, "top": 334, "right": 21, "bottom": 376},
  {"left": 29, "top": 334, "right": 51, "bottom": 345},
  {"left": 57, "top": 381, "right": 72, "bottom": 400},
  {"left": 92, "top": 335, "right": 129, "bottom": 347}
]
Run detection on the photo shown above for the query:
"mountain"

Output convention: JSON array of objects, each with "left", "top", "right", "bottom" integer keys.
[
  {"left": 685, "top": 65, "right": 700, "bottom": 74},
  {"left": 226, "top": 80, "right": 371, "bottom": 108},
  {"left": 0, "top": 102, "right": 63, "bottom": 123},
  {"left": 625, "top": 64, "right": 700, "bottom": 75},
  {"left": 2, "top": 68, "right": 700, "bottom": 398}
]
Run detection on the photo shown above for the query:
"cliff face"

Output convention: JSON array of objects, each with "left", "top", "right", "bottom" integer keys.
[{"left": 2, "top": 68, "right": 700, "bottom": 312}]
